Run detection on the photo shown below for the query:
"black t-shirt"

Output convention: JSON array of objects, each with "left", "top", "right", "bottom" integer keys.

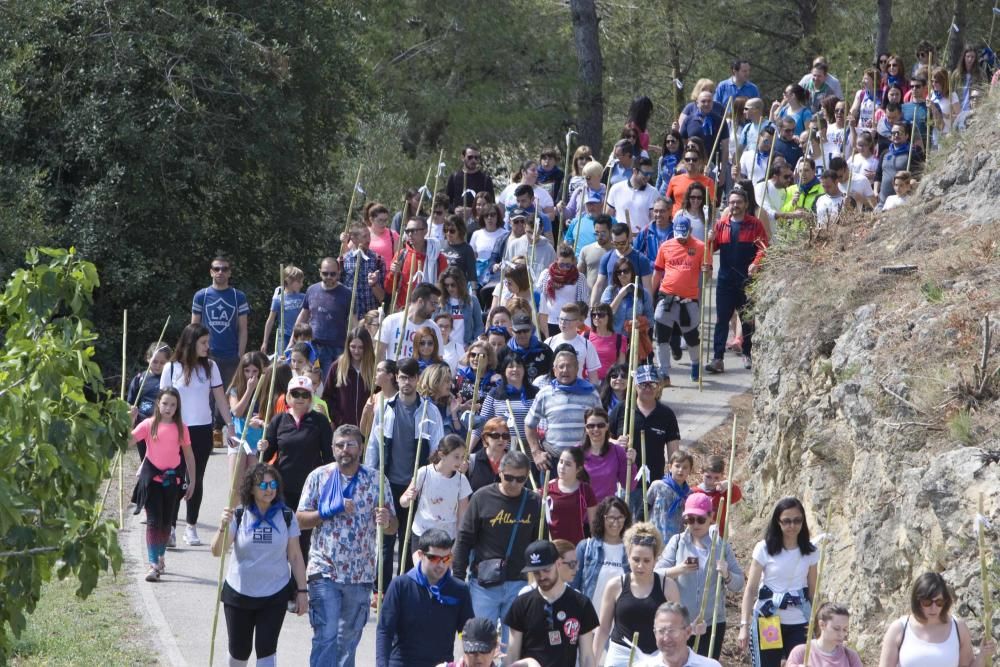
[
  {"left": 609, "top": 401, "right": 680, "bottom": 479},
  {"left": 505, "top": 586, "right": 599, "bottom": 667}
]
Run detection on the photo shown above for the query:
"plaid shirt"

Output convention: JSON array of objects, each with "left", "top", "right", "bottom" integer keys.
[{"left": 342, "top": 248, "right": 386, "bottom": 318}]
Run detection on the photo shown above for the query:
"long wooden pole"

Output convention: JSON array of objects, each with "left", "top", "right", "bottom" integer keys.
[
  {"left": 376, "top": 395, "right": 387, "bottom": 621},
  {"left": 344, "top": 164, "right": 363, "bottom": 240},
  {"left": 463, "top": 360, "right": 486, "bottom": 462},
  {"left": 118, "top": 309, "right": 128, "bottom": 526},
  {"left": 626, "top": 630, "right": 641, "bottom": 666},
  {"left": 394, "top": 261, "right": 424, "bottom": 360},
  {"left": 208, "top": 375, "right": 269, "bottom": 666},
  {"left": 801, "top": 504, "right": 835, "bottom": 667},
  {"left": 538, "top": 469, "right": 551, "bottom": 540},
  {"left": 621, "top": 277, "right": 640, "bottom": 502},
  {"left": 399, "top": 398, "right": 431, "bottom": 576},
  {"left": 978, "top": 493, "right": 994, "bottom": 667},
  {"left": 707, "top": 414, "right": 740, "bottom": 658},
  {"left": 558, "top": 131, "right": 576, "bottom": 246},
  {"left": 692, "top": 528, "right": 720, "bottom": 656},
  {"left": 505, "top": 398, "right": 538, "bottom": 491},
  {"left": 640, "top": 430, "right": 649, "bottom": 521},
  {"left": 262, "top": 266, "right": 286, "bottom": 426},
  {"left": 416, "top": 164, "right": 433, "bottom": 217}
]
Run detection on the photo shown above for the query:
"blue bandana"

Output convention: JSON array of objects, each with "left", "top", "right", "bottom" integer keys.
[
  {"left": 508, "top": 334, "right": 546, "bottom": 356},
  {"left": 888, "top": 142, "right": 910, "bottom": 158},
  {"left": 409, "top": 563, "right": 460, "bottom": 606},
  {"left": 798, "top": 177, "right": 820, "bottom": 195},
  {"left": 550, "top": 378, "right": 595, "bottom": 395},
  {"left": 247, "top": 501, "right": 289, "bottom": 532},
  {"left": 663, "top": 474, "right": 690, "bottom": 518}
]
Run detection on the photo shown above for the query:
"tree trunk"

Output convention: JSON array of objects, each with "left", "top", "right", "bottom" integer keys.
[
  {"left": 665, "top": 0, "right": 684, "bottom": 124},
  {"left": 569, "top": 0, "right": 604, "bottom": 157},
  {"left": 876, "top": 0, "right": 893, "bottom": 61},
  {"left": 796, "top": 0, "right": 820, "bottom": 53},
  {"left": 945, "top": 0, "right": 967, "bottom": 69}
]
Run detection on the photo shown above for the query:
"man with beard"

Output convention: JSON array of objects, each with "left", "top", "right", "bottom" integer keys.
[
  {"left": 505, "top": 540, "right": 599, "bottom": 667},
  {"left": 377, "top": 282, "right": 445, "bottom": 361},
  {"left": 297, "top": 424, "right": 397, "bottom": 667},
  {"left": 294, "top": 256, "right": 351, "bottom": 379}
]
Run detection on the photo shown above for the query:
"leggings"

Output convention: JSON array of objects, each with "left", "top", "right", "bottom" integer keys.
[
  {"left": 145, "top": 524, "right": 171, "bottom": 565},
  {"left": 176, "top": 424, "right": 213, "bottom": 526},
  {"left": 223, "top": 601, "right": 287, "bottom": 661}
]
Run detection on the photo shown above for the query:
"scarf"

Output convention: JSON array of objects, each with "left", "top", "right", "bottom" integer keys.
[
  {"left": 663, "top": 474, "right": 690, "bottom": 519},
  {"left": 699, "top": 113, "right": 714, "bottom": 138},
  {"left": 500, "top": 381, "right": 530, "bottom": 405},
  {"left": 318, "top": 468, "right": 360, "bottom": 519},
  {"left": 509, "top": 334, "right": 546, "bottom": 356},
  {"left": 550, "top": 378, "right": 595, "bottom": 395},
  {"left": 246, "top": 501, "right": 288, "bottom": 532},
  {"left": 536, "top": 165, "right": 560, "bottom": 184},
  {"left": 458, "top": 365, "right": 492, "bottom": 394},
  {"left": 409, "top": 563, "right": 460, "bottom": 606},
  {"left": 798, "top": 177, "right": 820, "bottom": 195},
  {"left": 887, "top": 74, "right": 904, "bottom": 89},
  {"left": 659, "top": 153, "right": 679, "bottom": 185},
  {"left": 545, "top": 262, "right": 580, "bottom": 299},
  {"left": 888, "top": 142, "right": 910, "bottom": 158}
]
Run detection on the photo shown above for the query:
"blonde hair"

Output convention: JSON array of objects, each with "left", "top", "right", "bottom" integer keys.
[
  {"left": 582, "top": 160, "right": 604, "bottom": 181},
  {"left": 624, "top": 521, "right": 665, "bottom": 558},
  {"left": 283, "top": 265, "right": 304, "bottom": 285},
  {"left": 461, "top": 339, "right": 497, "bottom": 369},
  {"left": 689, "top": 78, "right": 715, "bottom": 102},
  {"left": 334, "top": 327, "right": 375, "bottom": 391},
  {"left": 417, "top": 362, "right": 452, "bottom": 398}
]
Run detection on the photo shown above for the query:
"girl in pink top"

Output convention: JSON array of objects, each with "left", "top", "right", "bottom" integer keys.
[
  {"left": 130, "top": 388, "right": 195, "bottom": 582},
  {"left": 579, "top": 407, "right": 636, "bottom": 503},
  {"left": 787, "top": 603, "right": 862, "bottom": 667},
  {"left": 365, "top": 202, "right": 400, "bottom": 270},
  {"left": 585, "top": 303, "right": 628, "bottom": 382}
]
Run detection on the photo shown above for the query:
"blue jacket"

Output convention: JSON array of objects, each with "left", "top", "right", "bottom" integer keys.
[
  {"left": 376, "top": 566, "right": 474, "bottom": 667},
  {"left": 437, "top": 298, "right": 483, "bottom": 346},
  {"left": 573, "top": 538, "right": 631, "bottom": 600}
]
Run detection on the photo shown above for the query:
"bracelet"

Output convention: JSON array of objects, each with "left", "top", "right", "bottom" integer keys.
[{"left": 297, "top": 588, "right": 307, "bottom": 593}]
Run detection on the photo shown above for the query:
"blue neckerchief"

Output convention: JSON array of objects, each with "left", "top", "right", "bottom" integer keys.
[
  {"left": 408, "top": 563, "right": 460, "bottom": 606},
  {"left": 550, "top": 378, "right": 595, "bottom": 395},
  {"left": 756, "top": 150, "right": 769, "bottom": 168},
  {"left": 662, "top": 474, "right": 690, "bottom": 518},
  {"left": 798, "top": 177, "right": 820, "bottom": 194},
  {"left": 417, "top": 358, "right": 434, "bottom": 373},
  {"left": 509, "top": 334, "right": 546, "bottom": 356},
  {"left": 887, "top": 74, "right": 904, "bottom": 89},
  {"left": 247, "top": 501, "right": 288, "bottom": 532},
  {"left": 609, "top": 392, "right": 622, "bottom": 411},
  {"left": 889, "top": 142, "right": 910, "bottom": 158},
  {"left": 660, "top": 153, "right": 679, "bottom": 181},
  {"left": 500, "top": 381, "right": 529, "bottom": 405},
  {"left": 458, "top": 365, "right": 492, "bottom": 394},
  {"left": 536, "top": 165, "right": 560, "bottom": 184},
  {"left": 700, "top": 113, "right": 714, "bottom": 137}
]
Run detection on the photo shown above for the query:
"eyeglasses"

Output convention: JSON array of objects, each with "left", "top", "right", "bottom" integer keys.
[
  {"left": 612, "top": 240, "right": 629, "bottom": 247},
  {"left": 684, "top": 515, "right": 708, "bottom": 525},
  {"left": 424, "top": 552, "right": 454, "bottom": 565},
  {"left": 683, "top": 157, "right": 698, "bottom": 163},
  {"left": 654, "top": 626, "right": 688, "bottom": 639},
  {"left": 890, "top": 130, "right": 902, "bottom": 136},
  {"left": 888, "top": 62, "right": 901, "bottom": 68},
  {"left": 257, "top": 480, "right": 279, "bottom": 490},
  {"left": 585, "top": 422, "right": 608, "bottom": 430},
  {"left": 604, "top": 514, "right": 626, "bottom": 523},
  {"left": 919, "top": 597, "right": 946, "bottom": 608},
  {"left": 444, "top": 227, "right": 457, "bottom": 233},
  {"left": 879, "top": 58, "right": 888, "bottom": 65},
  {"left": 404, "top": 227, "right": 426, "bottom": 234},
  {"left": 561, "top": 559, "right": 579, "bottom": 569},
  {"left": 211, "top": 265, "right": 230, "bottom": 272},
  {"left": 558, "top": 317, "right": 578, "bottom": 324},
  {"left": 591, "top": 312, "right": 607, "bottom": 319},
  {"left": 321, "top": 271, "right": 339, "bottom": 278},
  {"left": 333, "top": 440, "right": 360, "bottom": 449},
  {"left": 289, "top": 390, "right": 311, "bottom": 399},
  {"left": 502, "top": 473, "right": 528, "bottom": 484},
  {"left": 779, "top": 517, "right": 804, "bottom": 526},
  {"left": 486, "top": 432, "right": 511, "bottom": 440}
]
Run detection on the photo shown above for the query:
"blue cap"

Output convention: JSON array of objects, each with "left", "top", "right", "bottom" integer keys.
[
  {"left": 672, "top": 217, "right": 691, "bottom": 239},
  {"left": 636, "top": 365, "right": 659, "bottom": 384},
  {"left": 585, "top": 189, "right": 604, "bottom": 205}
]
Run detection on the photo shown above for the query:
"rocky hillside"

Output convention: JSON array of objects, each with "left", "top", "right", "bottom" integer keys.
[{"left": 741, "top": 100, "right": 1000, "bottom": 657}]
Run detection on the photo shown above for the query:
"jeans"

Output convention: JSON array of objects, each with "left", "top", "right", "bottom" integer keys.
[
  {"left": 313, "top": 343, "right": 342, "bottom": 382},
  {"left": 468, "top": 578, "right": 524, "bottom": 646},
  {"left": 713, "top": 282, "right": 753, "bottom": 360},
  {"left": 307, "top": 578, "right": 370, "bottom": 667}
]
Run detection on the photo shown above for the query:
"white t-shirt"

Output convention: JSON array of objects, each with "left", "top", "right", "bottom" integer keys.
[
  {"left": 848, "top": 153, "right": 878, "bottom": 182},
  {"left": 497, "top": 183, "right": 555, "bottom": 214},
  {"left": 160, "top": 360, "right": 222, "bottom": 427},
  {"left": 637, "top": 650, "right": 722, "bottom": 666},
  {"left": 883, "top": 194, "right": 909, "bottom": 211},
  {"left": 412, "top": 466, "right": 472, "bottom": 538},
  {"left": 738, "top": 149, "right": 771, "bottom": 184},
  {"left": 607, "top": 180, "right": 659, "bottom": 232},
  {"left": 815, "top": 193, "right": 845, "bottom": 229},
  {"left": 754, "top": 181, "right": 786, "bottom": 221},
  {"left": 544, "top": 333, "right": 601, "bottom": 379},
  {"left": 447, "top": 296, "right": 466, "bottom": 344},
  {"left": 538, "top": 270, "right": 587, "bottom": 325},
  {"left": 750, "top": 540, "right": 821, "bottom": 625},
  {"left": 470, "top": 227, "right": 507, "bottom": 261},
  {"left": 378, "top": 312, "right": 445, "bottom": 361},
  {"left": 592, "top": 542, "right": 626, "bottom": 609},
  {"left": 441, "top": 340, "right": 464, "bottom": 374},
  {"left": 839, "top": 176, "right": 874, "bottom": 201}
]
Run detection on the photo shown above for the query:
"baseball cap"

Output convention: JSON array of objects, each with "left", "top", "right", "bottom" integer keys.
[
  {"left": 684, "top": 493, "right": 714, "bottom": 517},
  {"left": 512, "top": 313, "right": 534, "bottom": 333},
  {"left": 673, "top": 217, "right": 691, "bottom": 240},
  {"left": 509, "top": 208, "right": 529, "bottom": 221},
  {"left": 635, "top": 365, "right": 659, "bottom": 385},
  {"left": 461, "top": 617, "right": 498, "bottom": 654},
  {"left": 287, "top": 376, "right": 314, "bottom": 394},
  {"left": 586, "top": 189, "right": 604, "bottom": 205},
  {"left": 521, "top": 540, "right": 560, "bottom": 573}
]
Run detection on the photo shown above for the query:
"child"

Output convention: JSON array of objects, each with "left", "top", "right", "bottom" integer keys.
[
  {"left": 126, "top": 342, "right": 171, "bottom": 460},
  {"left": 261, "top": 265, "right": 305, "bottom": 355},
  {"left": 227, "top": 351, "right": 268, "bottom": 477},
  {"left": 284, "top": 322, "right": 316, "bottom": 361},
  {"left": 399, "top": 434, "right": 472, "bottom": 572},
  {"left": 543, "top": 302, "right": 601, "bottom": 383},
  {"left": 647, "top": 449, "right": 694, "bottom": 543},
  {"left": 545, "top": 447, "right": 598, "bottom": 545},
  {"left": 288, "top": 342, "right": 315, "bottom": 378},
  {"left": 129, "top": 388, "right": 196, "bottom": 582},
  {"left": 691, "top": 454, "right": 743, "bottom": 536},
  {"left": 434, "top": 313, "right": 464, "bottom": 374},
  {"left": 307, "top": 362, "right": 330, "bottom": 419},
  {"left": 363, "top": 309, "right": 382, "bottom": 341}
]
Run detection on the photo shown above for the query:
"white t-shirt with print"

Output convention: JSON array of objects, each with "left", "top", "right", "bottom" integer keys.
[
  {"left": 544, "top": 333, "right": 602, "bottom": 379},
  {"left": 411, "top": 466, "right": 473, "bottom": 539}
]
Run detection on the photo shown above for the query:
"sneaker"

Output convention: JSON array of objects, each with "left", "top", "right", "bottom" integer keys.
[
  {"left": 156, "top": 557, "right": 165, "bottom": 574},
  {"left": 671, "top": 345, "right": 682, "bottom": 361},
  {"left": 184, "top": 525, "right": 202, "bottom": 546},
  {"left": 167, "top": 528, "right": 176, "bottom": 549},
  {"left": 145, "top": 567, "right": 160, "bottom": 582},
  {"left": 705, "top": 359, "right": 725, "bottom": 374},
  {"left": 690, "top": 363, "right": 700, "bottom": 382},
  {"left": 742, "top": 355, "right": 752, "bottom": 370}
]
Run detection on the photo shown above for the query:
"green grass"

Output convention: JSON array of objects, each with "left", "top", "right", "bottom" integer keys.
[
  {"left": 948, "top": 408, "right": 974, "bottom": 445},
  {"left": 11, "top": 570, "right": 154, "bottom": 666}
]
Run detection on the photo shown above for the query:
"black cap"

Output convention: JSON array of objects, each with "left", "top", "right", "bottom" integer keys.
[
  {"left": 512, "top": 313, "right": 533, "bottom": 333},
  {"left": 462, "top": 617, "right": 498, "bottom": 654},
  {"left": 521, "top": 540, "right": 559, "bottom": 573},
  {"left": 510, "top": 208, "right": 529, "bottom": 221}
]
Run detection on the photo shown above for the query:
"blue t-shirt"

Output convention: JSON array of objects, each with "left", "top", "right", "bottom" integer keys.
[
  {"left": 270, "top": 289, "right": 305, "bottom": 348},
  {"left": 301, "top": 282, "right": 352, "bottom": 347},
  {"left": 599, "top": 248, "right": 653, "bottom": 281},
  {"left": 192, "top": 286, "right": 250, "bottom": 360},
  {"left": 713, "top": 79, "right": 761, "bottom": 107}
]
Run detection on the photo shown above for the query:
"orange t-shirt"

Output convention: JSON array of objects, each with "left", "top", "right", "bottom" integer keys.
[
  {"left": 654, "top": 238, "right": 710, "bottom": 300},
  {"left": 666, "top": 174, "right": 715, "bottom": 217}
]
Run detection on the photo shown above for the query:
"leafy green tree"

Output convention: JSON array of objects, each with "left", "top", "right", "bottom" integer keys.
[{"left": 0, "top": 247, "right": 130, "bottom": 662}]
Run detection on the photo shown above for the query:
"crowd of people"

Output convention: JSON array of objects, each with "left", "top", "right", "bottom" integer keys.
[{"left": 121, "top": 46, "right": 999, "bottom": 667}]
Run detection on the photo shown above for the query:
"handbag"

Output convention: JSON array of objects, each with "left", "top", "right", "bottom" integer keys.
[
  {"left": 476, "top": 489, "right": 529, "bottom": 587},
  {"left": 757, "top": 614, "right": 783, "bottom": 651}
]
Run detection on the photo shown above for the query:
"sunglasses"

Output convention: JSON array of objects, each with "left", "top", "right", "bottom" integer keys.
[
  {"left": 483, "top": 211, "right": 498, "bottom": 218},
  {"left": 502, "top": 473, "right": 528, "bottom": 484},
  {"left": 684, "top": 515, "right": 708, "bottom": 525},
  {"left": 615, "top": 269, "right": 632, "bottom": 275},
  {"left": 405, "top": 227, "right": 426, "bottom": 234},
  {"left": 585, "top": 422, "right": 608, "bottom": 430},
  {"left": 631, "top": 535, "right": 657, "bottom": 547},
  {"left": 257, "top": 480, "right": 279, "bottom": 490},
  {"left": 919, "top": 597, "right": 945, "bottom": 608},
  {"left": 211, "top": 265, "right": 230, "bottom": 272},
  {"left": 424, "top": 552, "right": 454, "bottom": 565},
  {"left": 486, "top": 432, "right": 511, "bottom": 440},
  {"left": 641, "top": 171, "right": 656, "bottom": 179},
  {"left": 418, "top": 339, "right": 435, "bottom": 347},
  {"left": 289, "top": 390, "right": 311, "bottom": 399},
  {"left": 444, "top": 227, "right": 457, "bottom": 233},
  {"left": 779, "top": 517, "right": 804, "bottom": 526},
  {"left": 591, "top": 312, "right": 607, "bottom": 319},
  {"left": 683, "top": 157, "right": 698, "bottom": 163},
  {"left": 689, "top": 195, "right": 704, "bottom": 201}
]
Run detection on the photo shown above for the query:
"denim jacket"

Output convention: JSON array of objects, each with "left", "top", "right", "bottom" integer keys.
[
  {"left": 572, "top": 538, "right": 630, "bottom": 601},
  {"left": 656, "top": 525, "right": 744, "bottom": 622},
  {"left": 436, "top": 298, "right": 484, "bottom": 346}
]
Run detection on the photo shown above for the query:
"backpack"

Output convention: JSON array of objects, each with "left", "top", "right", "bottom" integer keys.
[{"left": 235, "top": 506, "right": 294, "bottom": 532}]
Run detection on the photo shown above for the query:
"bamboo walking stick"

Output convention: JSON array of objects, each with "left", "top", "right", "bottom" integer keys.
[
  {"left": 376, "top": 394, "right": 387, "bottom": 621},
  {"left": 697, "top": 214, "right": 714, "bottom": 393},
  {"left": 431, "top": 150, "right": 445, "bottom": 209},
  {"left": 640, "top": 430, "right": 648, "bottom": 522},
  {"left": 462, "top": 360, "right": 486, "bottom": 463},
  {"left": 692, "top": 528, "right": 720, "bottom": 656},
  {"left": 118, "top": 309, "right": 128, "bottom": 526},
  {"left": 262, "top": 266, "right": 286, "bottom": 427},
  {"left": 505, "top": 398, "right": 538, "bottom": 491},
  {"left": 558, "top": 130, "right": 577, "bottom": 245},
  {"left": 977, "top": 493, "right": 994, "bottom": 667},
  {"left": 524, "top": 264, "right": 544, "bottom": 336},
  {"left": 626, "top": 630, "right": 641, "bottom": 666},
  {"left": 801, "top": 504, "right": 835, "bottom": 667},
  {"left": 707, "top": 414, "right": 740, "bottom": 657},
  {"left": 208, "top": 375, "right": 269, "bottom": 666},
  {"left": 344, "top": 164, "right": 364, "bottom": 246},
  {"left": 416, "top": 164, "right": 433, "bottom": 216},
  {"left": 538, "top": 469, "right": 551, "bottom": 540},
  {"left": 621, "top": 278, "right": 640, "bottom": 502},
  {"left": 398, "top": 397, "right": 432, "bottom": 576},
  {"left": 394, "top": 261, "right": 424, "bottom": 360}
]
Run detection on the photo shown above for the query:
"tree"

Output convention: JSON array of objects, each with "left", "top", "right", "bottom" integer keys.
[
  {"left": 0, "top": 247, "right": 130, "bottom": 662},
  {"left": 569, "top": 0, "right": 604, "bottom": 156},
  {"left": 877, "top": 0, "right": 894, "bottom": 60}
]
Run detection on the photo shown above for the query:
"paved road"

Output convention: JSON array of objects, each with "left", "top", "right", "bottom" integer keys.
[{"left": 124, "top": 310, "right": 752, "bottom": 665}]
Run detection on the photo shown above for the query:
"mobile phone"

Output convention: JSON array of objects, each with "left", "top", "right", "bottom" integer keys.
[{"left": 686, "top": 556, "right": 698, "bottom": 565}]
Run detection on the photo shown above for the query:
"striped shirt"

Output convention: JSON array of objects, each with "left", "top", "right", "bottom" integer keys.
[
  {"left": 474, "top": 391, "right": 535, "bottom": 445},
  {"left": 341, "top": 249, "right": 386, "bottom": 318},
  {"left": 525, "top": 383, "right": 601, "bottom": 452}
]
